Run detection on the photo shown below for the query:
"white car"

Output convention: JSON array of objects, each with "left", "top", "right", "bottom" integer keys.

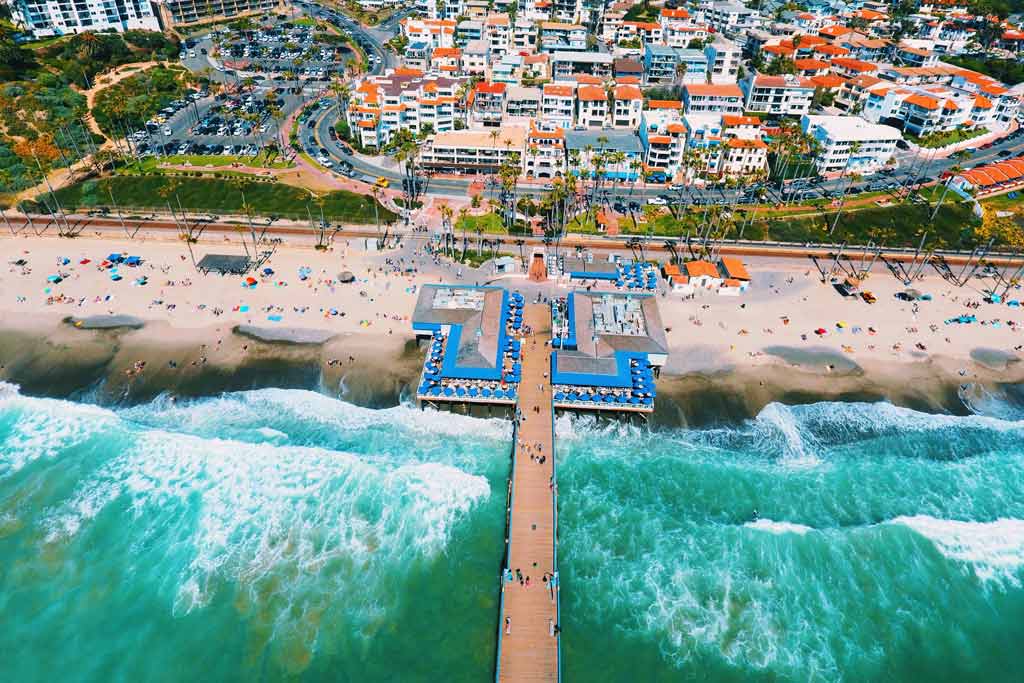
[
  {"left": 163, "top": 128, "right": 172, "bottom": 136},
  {"left": 648, "top": 196, "right": 667, "bottom": 205}
]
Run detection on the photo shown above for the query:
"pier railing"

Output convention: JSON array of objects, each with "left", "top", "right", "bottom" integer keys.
[
  {"left": 494, "top": 418, "right": 517, "bottom": 683},
  {"left": 551, "top": 403, "right": 562, "bottom": 683}
]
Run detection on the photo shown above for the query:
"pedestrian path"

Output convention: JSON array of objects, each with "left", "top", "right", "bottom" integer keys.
[{"left": 497, "top": 303, "right": 559, "bottom": 682}]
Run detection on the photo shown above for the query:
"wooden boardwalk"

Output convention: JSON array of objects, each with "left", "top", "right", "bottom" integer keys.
[{"left": 497, "top": 303, "right": 560, "bottom": 682}]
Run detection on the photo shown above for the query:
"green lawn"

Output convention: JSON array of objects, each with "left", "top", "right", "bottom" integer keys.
[
  {"left": 907, "top": 127, "right": 987, "bottom": 149},
  {"left": 129, "top": 152, "right": 293, "bottom": 170},
  {"left": 455, "top": 212, "right": 505, "bottom": 234},
  {"left": 28, "top": 175, "right": 396, "bottom": 224},
  {"left": 981, "top": 193, "right": 1024, "bottom": 212}
]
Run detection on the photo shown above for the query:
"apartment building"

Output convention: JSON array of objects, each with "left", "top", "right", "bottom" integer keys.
[
  {"left": 419, "top": 126, "right": 528, "bottom": 174},
  {"left": 682, "top": 83, "right": 745, "bottom": 116},
  {"left": 616, "top": 20, "right": 663, "bottom": 45},
  {"left": 505, "top": 85, "right": 542, "bottom": 123},
  {"left": 721, "top": 138, "right": 769, "bottom": 176},
  {"left": 456, "top": 19, "right": 482, "bottom": 45},
  {"left": 347, "top": 74, "right": 463, "bottom": 149},
  {"left": 705, "top": 1, "right": 757, "bottom": 37},
  {"left": 468, "top": 80, "right": 507, "bottom": 128},
  {"left": 612, "top": 84, "right": 643, "bottom": 129},
  {"left": 540, "top": 21, "right": 587, "bottom": 52},
  {"left": 523, "top": 124, "right": 566, "bottom": 178},
  {"left": 416, "top": 0, "right": 464, "bottom": 21},
  {"left": 639, "top": 102, "right": 687, "bottom": 181},
  {"left": 576, "top": 85, "right": 608, "bottom": 129},
  {"left": 401, "top": 18, "right": 457, "bottom": 48},
  {"left": 460, "top": 40, "right": 488, "bottom": 75},
  {"left": 704, "top": 37, "right": 742, "bottom": 84},
  {"left": 741, "top": 74, "right": 815, "bottom": 116},
  {"left": 660, "top": 7, "right": 708, "bottom": 48},
  {"left": 551, "top": 51, "right": 613, "bottom": 81},
  {"left": 514, "top": 18, "right": 538, "bottom": 50},
  {"left": 644, "top": 44, "right": 682, "bottom": 84},
  {"left": 541, "top": 83, "right": 576, "bottom": 129},
  {"left": 13, "top": 0, "right": 160, "bottom": 35},
  {"left": 430, "top": 46, "right": 462, "bottom": 75},
  {"left": 801, "top": 114, "right": 899, "bottom": 175},
  {"left": 565, "top": 130, "right": 643, "bottom": 181},
  {"left": 484, "top": 14, "right": 511, "bottom": 52}
]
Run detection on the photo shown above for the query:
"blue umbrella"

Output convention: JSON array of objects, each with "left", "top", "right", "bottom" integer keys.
[
  {"left": 616, "top": 395, "right": 628, "bottom": 403},
  {"left": 629, "top": 397, "right": 640, "bottom": 404},
  {"left": 506, "top": 388, "right": 517, "bottom": 399},
  {"left": 456, "top": 387, "right": 466, "bottom": 397},
  {"left": 604, "top": 395, "right": 615, "bottom": 403},
  {"left": 443, "top": 387, "right": 454, "bottom": 397},
  {"left": 469, "top": 387, "right": 479, "bottom": 397},
  {"left": 555, "top": 392, "right": 565, "bottom": 400},
  {"left": 567, "top": 392, "right": 578, "bottom": 401},
  {"left": 494, "top": 389, "right": 505, "bottom": 399},
  {"left": 482, "top": 388, "right": 492, "bottom": 398},
  {"left": 642, "top": 397, "right": 653, "bottom": 405},
  {"left": 430, "top": 386, "right": 442, "bottom": 396}
]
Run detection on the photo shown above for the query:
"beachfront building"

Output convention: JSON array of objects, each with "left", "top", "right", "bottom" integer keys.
[
  {"left": 468, "top": 81, "right": 507, "bottom": 129},
  {"left": 524, "top": 125, "right": 567, "bottom": 179},
  {"left": 412, "top": 285, "right": 523, "bottom": 405},
  {"left": 741, "top": 74, "right": 816, "bottom": 116},
  {"left": 541, "top": 83, "right": 576, "bottom": 129},
  {"left": 639, "top": 100, "right": 687, "bottom": 182},
  {"left": 801, "top": 114, "right": 899, "bottom": 175},
  {"left": 416, "top": 0, "right": 464, "bottom": 20},
  {"left": 576, "top": 85, "right": 608, "bottom": 129},
  {"left": 419, "top": 126, "right": 528, "bottom": 175},
  {"left": 612, "top": 84, "right": 644, "bottom": 130},
  {"left": 550, "top": 290, "right": 667, "bottom": 412},
  {"left": 11, "top": 0, "right": 160, "bottom": 36},
  {"left": 565, "top": 130, "right": 643, "bottom": 182}
]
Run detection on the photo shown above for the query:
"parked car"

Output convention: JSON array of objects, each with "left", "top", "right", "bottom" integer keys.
[
  {"left": 375, "top": 177, "right": 390, "bottom": 188},
  {"left": 649, "top": 196, "right": 668, "bottom": 205}
]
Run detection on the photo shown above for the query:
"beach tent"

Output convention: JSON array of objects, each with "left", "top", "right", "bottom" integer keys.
[{"left": 338, "top": 271, "right": 356, "bottom": 283}]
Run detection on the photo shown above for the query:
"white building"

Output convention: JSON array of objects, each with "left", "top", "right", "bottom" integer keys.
[
  {"left": 12, "top": 0, "right": 159, "bottom": 36},
  {"left": 419, "top": 126, "right": 528, "bottom": 174},
  {"left": 801, "top": 115, "right": 900, "bottom": 176},
  {"left": 741, "top": 74, "right": 815, "bottom": 116},
  {"left": 704, "top": 37, "right": 742, "bottom": 85}
]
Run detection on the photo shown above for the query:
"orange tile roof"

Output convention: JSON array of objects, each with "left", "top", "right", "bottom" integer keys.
[
  {"left": 392, "top": 68, "right": 424, "bottom": 77},
  {"left": 726, "top": 138, "right": 768, "bottom": 149},
  {"left": 648, "top": 135, "right": 672, "bottom": 144},
  {"left": 685, "top": 260, "right": 720, "bottom": 278},
  {"left": 647, "top": 99, "right": 683, "bottom": 109},
  {"left": 794, "top": 58, "right": 831, "bottom": 71},
  {"left": 614, "top": 84, "right": 642, "bottom": 100},
  {"left": 432, "top": 47, "right": 461, "bottom": 58},
  {"left": 574, "top": 74, "right": 604, "bottom": 85},
  {"left": 904, "top": 94, "right": 939, "bottom": 110},
  {"left": 831, "top": 57, "right": 877, "bottom": 72},
  {"left": 684, "top": 83, "right": 743, "bottom": 97},
  {"left": 663, "top": 263, "right": 682, "bottom": 277},
  {"left": 543, "top": 84, "right": 574, "bottom": 97},
  {"left": 577, "top": 85, "right": 607, "bottom": 101},
  {"left": 811, "top": 74, "right": 847, "bottom": 88},
  {"left": 974, "top": 95, "right": 993, "bottom": 109},
  {"left": 616, "top": 76, "right": 641, "bottom": 84},
  {"left": 814, "top": 44, "right": 850, "bottom": 56},
  {"left": 943, "top": 100, "right": 959, "bottom": 111},
  {"left": 660, "top": 8, "right": 689, "bottom": 18},
  {"left": 720, "top": 257, "right": 750, "bottom": 280},
  {"left": 475, "top": 81, "right": 506, "bottom": 95},
  {"left": 722, "top": 115, "right": 761, "bottom": 126}
]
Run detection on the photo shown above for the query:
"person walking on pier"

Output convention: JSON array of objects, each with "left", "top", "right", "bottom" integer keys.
[{"left": 505, "top": 616, "right": 511, "bottom": 635}]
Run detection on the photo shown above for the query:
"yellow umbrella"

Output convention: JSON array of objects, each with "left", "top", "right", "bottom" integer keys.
[{"left": 836, "top": 321, "right": 848, "bottom": 328}]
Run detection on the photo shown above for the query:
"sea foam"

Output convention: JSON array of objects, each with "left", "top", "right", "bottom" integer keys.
[
  {"left": 743, "top": 518, "right": 814, "bottom": 535},
  {"left": 891, "top": 515, "right": 1024, "bottom": 586}
]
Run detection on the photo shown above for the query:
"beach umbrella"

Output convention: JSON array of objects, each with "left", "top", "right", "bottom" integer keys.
[
  {"left": 482, "top": 388, "right": 492, "bottom": 397},
  {"left": 430, "top": 386, "right": 442, "bottom": 396},
  {"left": 617, "top": 395, "right": 628, "bottom": 403},
  {"left": 642, "top": 397, "right": 653, "bottom": 405},
  {"left": 47, "top": 275, "right": 62, "bottom": 283},
  {"left": 629, "top": 397, "right": 640, "bottom": 404},
  {"left": 506, "top": 388, "right": 516, "bottom": 399},
  {"left": 110, "top": 274, "right": 122, "bottom": 281},
  {"left": 469, "top": 387, "right": 479, "bottom": 397},
  {"left": 419, "top": 383, "right": 430, "bottom": 394},
  {"left": 263, "top": 267, "right": 275, "bottom": 276},
  {"left": 443, "top": 387, "right": 454, "bottom": 397},
  {"left": 815, "top": 328, "right": 828, "bottom": 336},
  {"left": 567, "top": 392, "right": 578, "bottom": 401},
  {"left": 555, "top": 392, "right": 565, "bottom": 400},
  {"left": 338, "top": 271, "right": 356, "bottom": 283},
  {"left": 456, "top": 387, "right": 466, "bottom": 397},
  {"left": 494, "top": 389, "right": 505, "bottom": 399}
]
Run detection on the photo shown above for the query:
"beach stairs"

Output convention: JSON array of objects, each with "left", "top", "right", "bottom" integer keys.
[
  {"left": 528, "top": 253, "right": 547, "bottom": 283},
  {"left": 497, "top": 304, "right": 559, "bottom": 682}
]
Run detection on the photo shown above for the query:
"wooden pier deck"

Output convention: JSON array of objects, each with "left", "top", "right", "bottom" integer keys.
[{"left": 497, "top": 303, "right": 560, "bottom": 682}]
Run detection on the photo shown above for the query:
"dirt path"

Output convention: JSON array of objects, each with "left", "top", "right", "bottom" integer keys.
[{"left": 82, "top": 61, "right": 172, "bottom": 137}]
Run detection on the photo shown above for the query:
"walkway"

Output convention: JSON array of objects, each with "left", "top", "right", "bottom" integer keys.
[{"left": 498, "top": 303, "right": 559, "bottom": 682}]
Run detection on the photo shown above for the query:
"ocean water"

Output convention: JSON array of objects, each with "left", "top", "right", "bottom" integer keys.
[{"left": 3, "top": 384, "right": 1024, "bottom": 682}]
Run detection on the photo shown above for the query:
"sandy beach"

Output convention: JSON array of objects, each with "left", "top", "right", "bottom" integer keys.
[{"left": 1, "top": 231, "right": 1022, "bottom": 418}]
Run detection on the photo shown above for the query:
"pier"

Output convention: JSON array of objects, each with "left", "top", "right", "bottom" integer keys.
[
  {"left": 410, "top": 283, "right": 668, "bottom": 682},
  {"left": 496, "top": 303, "right": 560, "bottom": 682}
]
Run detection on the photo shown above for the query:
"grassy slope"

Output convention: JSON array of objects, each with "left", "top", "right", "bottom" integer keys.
[{"left": 41, "top": 175, "right": 396, "bottom": 224}]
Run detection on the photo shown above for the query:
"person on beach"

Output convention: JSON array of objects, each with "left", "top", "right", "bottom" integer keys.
[{"left": 505, "top": 617, "right": 511, "bottom": 635}]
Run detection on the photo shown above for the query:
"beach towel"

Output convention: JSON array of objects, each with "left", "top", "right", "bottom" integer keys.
[{"left": 268, "top": 314, "right": 283, "bottom": 322}]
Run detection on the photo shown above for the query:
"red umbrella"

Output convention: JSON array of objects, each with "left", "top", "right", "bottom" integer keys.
[{"left": 815, "top": 328, "right": 827, "bottom": 335}]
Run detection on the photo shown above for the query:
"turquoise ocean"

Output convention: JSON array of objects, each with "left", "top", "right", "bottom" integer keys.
[{"left": 2, "top": 382, "right": 1024, "bottom": 682}]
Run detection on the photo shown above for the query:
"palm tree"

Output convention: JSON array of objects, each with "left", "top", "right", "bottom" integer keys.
[
  {"left": 829, "top": 142, "right": 862, "bottom": 236},
  {"left": 439, "top": 203, "right": 454, "bottom": 256},
  {"left": 459, "top": 206, "right": 469, "bottom": 261}
]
